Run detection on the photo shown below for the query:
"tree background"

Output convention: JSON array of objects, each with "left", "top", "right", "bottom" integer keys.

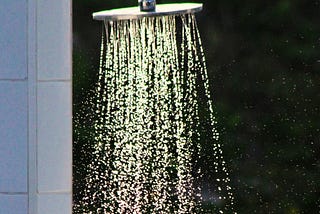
[{"left": 73, "top": 0, "right": 320, "bottom": 213}]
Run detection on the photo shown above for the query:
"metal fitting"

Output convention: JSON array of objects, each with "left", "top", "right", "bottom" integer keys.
[{"left": 139, "top": 0, "right": 156, "bottom": 12}]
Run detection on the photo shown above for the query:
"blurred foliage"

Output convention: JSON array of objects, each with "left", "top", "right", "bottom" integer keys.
[{"left": 73, "top": 0, "right": 320, "bottom": 213}]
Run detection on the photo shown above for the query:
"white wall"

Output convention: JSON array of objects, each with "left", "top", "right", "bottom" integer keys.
[{"left": 0, "top": 0, "right": 72, "bottom": 213}]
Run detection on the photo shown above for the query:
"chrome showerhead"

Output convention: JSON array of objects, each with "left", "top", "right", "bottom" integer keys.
[{"left": 92, "top": 3, "right": 203, "bottom": 21}]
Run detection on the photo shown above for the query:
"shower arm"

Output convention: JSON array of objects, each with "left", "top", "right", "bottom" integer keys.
[{"left": 139, "top": 0, "right": 156, "bottom": 12}]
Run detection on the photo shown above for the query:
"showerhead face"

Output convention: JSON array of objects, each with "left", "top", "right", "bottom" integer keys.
[{"left": 92, "top": 3, "right": 203, "bottom": 21}]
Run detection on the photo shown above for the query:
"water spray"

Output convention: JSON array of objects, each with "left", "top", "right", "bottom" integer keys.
[{"left": 74, "top": 2, "right": 236, "bottom": 213}]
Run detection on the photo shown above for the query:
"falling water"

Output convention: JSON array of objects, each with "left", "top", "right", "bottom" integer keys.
[{"left": 74, "top": 14, "right": 235, "bottom": 213}]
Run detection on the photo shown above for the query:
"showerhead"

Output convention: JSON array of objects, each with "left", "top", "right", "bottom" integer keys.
[{"left": 92, "top": 3, "right": 203, "bottom": 21}]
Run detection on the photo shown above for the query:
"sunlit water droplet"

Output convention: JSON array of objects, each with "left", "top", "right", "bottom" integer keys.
[{"left": 74, "top": 14, "right": 235, "bottom": 213}]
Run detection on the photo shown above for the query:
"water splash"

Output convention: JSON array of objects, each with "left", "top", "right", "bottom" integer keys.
[{"left": 74, "top": 14, "right": 235, "bottom": 213}]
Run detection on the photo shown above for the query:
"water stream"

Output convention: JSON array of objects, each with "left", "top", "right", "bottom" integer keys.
[{"left": 74, "top": 14, "right": 234, "bottom": 214}]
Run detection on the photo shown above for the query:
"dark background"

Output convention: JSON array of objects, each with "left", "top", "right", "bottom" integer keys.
[{"left": 73, "top": 0, "right": 320, "bottom": 213}]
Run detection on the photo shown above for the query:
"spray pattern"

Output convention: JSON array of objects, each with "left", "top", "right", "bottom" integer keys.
[{"left": 74, "top": 14, "right": 235, "bottom": 214}]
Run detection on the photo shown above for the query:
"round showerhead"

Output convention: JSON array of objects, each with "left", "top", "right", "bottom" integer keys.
[{"left": 92, "top": 3, "right": 203, "bottom": 21}]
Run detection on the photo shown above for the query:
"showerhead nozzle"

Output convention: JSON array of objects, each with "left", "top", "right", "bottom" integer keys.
[{"left": 92, "top": 3, "right": 203, "bottom": 22}]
